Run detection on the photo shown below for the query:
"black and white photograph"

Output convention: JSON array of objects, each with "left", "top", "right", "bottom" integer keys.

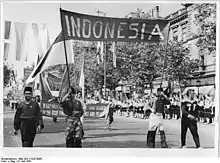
[{"left": 1, "top": 0, "right": 219, "bottom": 158}]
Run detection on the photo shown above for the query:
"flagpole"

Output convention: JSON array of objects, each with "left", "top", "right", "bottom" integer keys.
[
  {"left": 82, "top": 51, "right": 85, "bottom": 100},
  {"left": 160, "top": 23, "right": 171, "bottom": 88},
  {"left": 59, "top": 7, "right": 71, "bottom": 89},
  {"left": 104, "top": 41, "right": 107, "bottom": 98},
  {"left": 96, "top": 10, "right": 107, "bottom": 98}
]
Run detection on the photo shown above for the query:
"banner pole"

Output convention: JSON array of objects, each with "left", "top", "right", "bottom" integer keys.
[
  {"left": 104, "top": 41, "right": 107, "bottom": 98},
  {"left": 96, "top": 10, "right": 107, "bottom": 99},
  {"left": 160, "top": 23, "right": 171, "bottom": 88},
  {"left": 82, "top": 50, "right": 85, "bottom": 100},
  {"left": 59, "top": 8, "right": 71, "bottom": 89}
]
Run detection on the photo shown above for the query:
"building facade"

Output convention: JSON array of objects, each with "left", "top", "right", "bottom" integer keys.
[{"left": 153, "top": 4, "right": 216, "bottom": 94}]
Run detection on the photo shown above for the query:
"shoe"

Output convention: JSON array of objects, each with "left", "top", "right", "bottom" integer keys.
[
  {"left": 181, "top": 146, "right": 187, "bottom": 148},
  {"left": 197, "top": 147, "right": 203, "bottom": 149}
]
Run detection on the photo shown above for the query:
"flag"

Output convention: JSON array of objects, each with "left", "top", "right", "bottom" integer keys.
[
  {"left": 79, "top": 58, "right": 85, "bottom": 99},
  {"left": 26, "top": 32, "right": 74, "bottom": 84},
  {"left": 110, "top": 42, "right": 116, "bottom": 68},
  {"left": 34, "top": 54, "right": 41, "bottom": 90},
  {"left": 96, "top": 41, "right": 104, "bottom": 64},
  {"left": 4, "top": 43, "right": 10, "bottom": 61},
  {"left": 164, "top": 80, "right": 172, "bottom": 98},
  {"left": 59, "top": 67, "right": 70, "bottom": 100},
  {"left": 39, "top": 73, "right": 53, "bottom": 103},
  {"left": 32, "top": 23, "right": 51, "bottom": 58},
  {"left": 4, "top": 21, "right": 11, "bottom": 60},
  {"left": 4, "top": 21, "right": 11, "bottom": 39},
  {"left": 14, "top": 22, "right": 28, "bottom": 61}
]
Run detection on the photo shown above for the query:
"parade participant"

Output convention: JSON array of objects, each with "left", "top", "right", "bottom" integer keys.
[
  {"left": 13, "top": 86, "right": 41, "bottom": 147},
  {"left": 60, "top": 87, "right": 84, "bottom": 148},
  {"left": 181, "top": 89, "right": 201, "bottom": 148},
  {"left": 204, "top": 95, "right": 212, "bottom": 123},
  {"left": 197, "top": 95, "right": 205, "bottom": 123},
  {"left": 146, "top": 88, "right": 170, "bottom": 148},
  {"left": 35, "top": 95, "right": 44, "bottom": 131},
  {"left": 105, "top": 100, "right": 114, "bottom": 131}
]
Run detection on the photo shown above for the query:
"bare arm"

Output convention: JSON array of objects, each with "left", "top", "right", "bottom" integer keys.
[
  {"left": 151, "top": 99, "right": 156, "bottom": 113},
  {"left": 61, "top": 92, "right": 70, "bottom": 103}
]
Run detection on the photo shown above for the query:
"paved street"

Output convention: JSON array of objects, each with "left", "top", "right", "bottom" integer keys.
[{"left": 3, "top": 109, "right": 214, "bottom": 148}]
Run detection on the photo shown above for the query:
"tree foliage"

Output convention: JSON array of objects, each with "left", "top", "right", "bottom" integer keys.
[
  {"left": 4, "top": 63, "right": 13, "bottom": 86},
  {"left": 194, "top": 3, "right": 216, "bottom": 53},
  {"left": 165, "top": 40, "right": 200, "bottom": 85}
]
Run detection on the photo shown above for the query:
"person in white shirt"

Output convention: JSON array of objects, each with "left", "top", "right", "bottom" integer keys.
[{"left": 197, "top": 95, "right": 205, "bottom": 122}]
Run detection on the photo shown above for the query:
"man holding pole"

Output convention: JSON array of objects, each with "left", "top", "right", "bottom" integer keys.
[
  {"left": 60, "top": 87, "right": 84, "bottom": 148},
  {"left": 146, "top": 88, "right": 170, "bottom": 148}
]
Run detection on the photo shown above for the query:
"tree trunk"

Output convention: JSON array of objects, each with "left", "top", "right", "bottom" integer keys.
[
  {"left": 150, "top": 82, "right": 153, "bottom": 94},
  {"left": 99, "top": 87, "right": 103, "bottom": 99},
  {"left": 179, "top": 81, "right": 182, "bottom": 118}
]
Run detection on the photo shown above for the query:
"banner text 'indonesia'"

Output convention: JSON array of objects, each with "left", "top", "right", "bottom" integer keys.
[{"left": 60, "top": 9, "right": 170, "bottom": 43}]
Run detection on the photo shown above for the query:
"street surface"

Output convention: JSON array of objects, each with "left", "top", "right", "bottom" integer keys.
[{"left": 3, "top": 108, "right": 214, "bottom": 148}]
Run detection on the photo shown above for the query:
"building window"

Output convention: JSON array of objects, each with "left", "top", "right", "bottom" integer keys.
[
  {"left": 173, "top": 30, "right": 178, "bottom": 41},
  {"left": 182, "top": 27, "right": 187, "bottom": 42}
]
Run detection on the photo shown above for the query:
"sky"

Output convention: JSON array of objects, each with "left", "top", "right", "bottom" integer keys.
[{"left": 3, "top": 2, "right": 184, "bottom": 41}]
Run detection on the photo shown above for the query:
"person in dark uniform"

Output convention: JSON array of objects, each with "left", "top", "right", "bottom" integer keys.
[
  {"left": 13, "top": 86, "right": 41, "bottom": 147},
  {"left": 146, "top": 88, "right": 170, "bottom": 148},
  {"left": 60, "top": 87, "right": 84, "bottom": 148},
  {"left": 181, "top": 89, "right": 201, "bottom": 148}
]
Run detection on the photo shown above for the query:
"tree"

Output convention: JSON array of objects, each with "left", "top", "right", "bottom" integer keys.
[
  {"left": 4, "top": 63, "right": 13, "bottom": 87},
  {"left": 194, "top": 4, "right": 216, "bottom": 53},
  {"left": 165, "top": 40, "right": 200, "bottom": 115},
  {"left": 135, "top": 43, "right": 165, "bottom": 93}
]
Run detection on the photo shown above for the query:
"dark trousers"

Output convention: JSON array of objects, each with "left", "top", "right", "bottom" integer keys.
[
  {"left": 20, "top": 119, "right": 37, "bottom": 147},
  {"left": 66, "top": 138, "right": 82, "bottom": 148},
  {"left": 181, "top": 119, "right": 200, "bottom": 148}
]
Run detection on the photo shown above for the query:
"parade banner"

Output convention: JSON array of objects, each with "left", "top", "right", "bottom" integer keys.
[
  {"left": 41, "top": 101, "right": 66, "bottom": 117},
  {"left": 84, "top": 103, "right": 109, "bottom": 118},
  {"left": 60, "top": 9, "right": 170, "bottom": 43},
  {"left": 41, "top": 102, "right": 109, "bottom": 118}
]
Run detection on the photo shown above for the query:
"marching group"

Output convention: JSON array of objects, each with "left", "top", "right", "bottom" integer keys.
[{"left": 86, "top": 90, "right": 215, "bottom": 125}]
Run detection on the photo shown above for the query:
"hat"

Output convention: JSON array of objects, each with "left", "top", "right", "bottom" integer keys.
[
  {"left": 157, "top": 88, "right": 163, "bottom": 92},
  {"left": 23, "top": 86, "right": 33, "bottom": 94},
  {"left": 70, "top": 86, "right": 77, "bottom": 94}
]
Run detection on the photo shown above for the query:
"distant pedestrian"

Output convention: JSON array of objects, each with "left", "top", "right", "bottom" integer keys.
[
  {"left": 106, "top": 101, "right": 114, "bottom": 131},
  {"left": 35, "top": 95, "right": 44, "bottom": 132},
  {"left": 13, "top": 86, "right": 41, "bottom": 147}
]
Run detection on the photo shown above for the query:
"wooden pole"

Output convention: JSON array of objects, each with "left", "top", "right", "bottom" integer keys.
[
  {"left": 160, "top": 23, "right": 171, "bottom": 88},
  {"left": 104, "top": 41, "right": 107, "bottom": 98},
  {"left": 96, "top": 10, "right": 107, "bottom": 98},
  {"left": 59, "top": 8, "right": 71, "bottom": 89}
]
